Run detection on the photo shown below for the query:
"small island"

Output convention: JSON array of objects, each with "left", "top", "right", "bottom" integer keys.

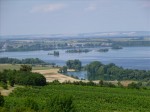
[
  {"left": 111, "top": 45, "right": 123, "bottom": 50},
  {"left": 66, "top": 49, "right": 90, "bottom": 53},
  {"left": 97, "top": 48, "right": 109, "bottom": 52},
  {"left": 48, "top": 51, "right": 59, "bottom": 56}
]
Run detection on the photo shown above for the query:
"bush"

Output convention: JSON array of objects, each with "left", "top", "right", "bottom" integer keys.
[
  {"left": 2, "top": 82, "right": 8, "bottom": 89},
  {"left": 0, "top": 93, "right": 4, "bottom": 107},
  {"left": 51, "top": 80, "right": 60, "bottom": 85},
  {"left": 1, "top": 69, "right": 46, "bottom": 86},
  {"left": 128, "top": 82, "right": 142, "bottom": 89},
  {"left": 20, "top": 65, "right": 32, "bottom": 72}
]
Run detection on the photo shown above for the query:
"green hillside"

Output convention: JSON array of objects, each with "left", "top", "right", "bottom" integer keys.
[{"left": 1, "top": 84, "right": 150, "bottom": 112}]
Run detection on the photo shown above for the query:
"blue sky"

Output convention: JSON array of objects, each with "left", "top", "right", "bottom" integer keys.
[{"left": 0, "top": 0, "right": 150, "bottom": 35}]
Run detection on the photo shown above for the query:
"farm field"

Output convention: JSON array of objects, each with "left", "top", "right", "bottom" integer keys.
[
  {"left": 0, "top": 64, "right": 52, "bottom": 72},
  {"left": 0, "top": 64, "right": 134, "bottom": 86},
  {"left": 2, "top": 84, "right": 150, "bottom": 112},
  {"left": 32, "top": 69, "right": 78, "bottom": 82}
]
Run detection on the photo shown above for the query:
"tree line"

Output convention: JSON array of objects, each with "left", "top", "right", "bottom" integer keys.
[
  {"left": 0, "top": 65, "right": 46, "bottom": 88},
  {"left": 0, "top": 57, "right": 49, "bottom": 65},
  {"left": 86, "top": 61, "right": 150, "bottom": 81},
  {"left": 66, "top": 60, "right": 82, "bottom": 71}
]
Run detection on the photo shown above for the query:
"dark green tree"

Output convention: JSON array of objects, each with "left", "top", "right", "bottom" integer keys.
[
  {"left": 66, "top": 60, "right": 82, "bottom": 71},
  {"left": 20, "top": 65, "right": 32, "bottom": 72},
  {"left": 0, "top": 93, "right": 4, "bottom": 107}
]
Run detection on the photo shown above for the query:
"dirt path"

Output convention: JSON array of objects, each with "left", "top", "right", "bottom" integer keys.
[{"left": 0, "top": 87, "right": 16, "bottom": 96}]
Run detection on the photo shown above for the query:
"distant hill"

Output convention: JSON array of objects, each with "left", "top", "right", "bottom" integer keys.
[{"left": 0, "top": 31, "right": 150, "bottom": 40}]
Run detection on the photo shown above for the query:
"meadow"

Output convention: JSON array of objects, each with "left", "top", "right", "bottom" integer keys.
[
  {"left": 2, "top": 84, "right": 150, "bottom": 112},
  {"left": 0, "top": 64, "right": 52, "bottom": 72}
]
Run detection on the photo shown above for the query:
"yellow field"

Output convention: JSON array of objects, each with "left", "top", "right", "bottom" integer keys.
[
  {"left": 0, "top": 64, "right": 21, "bottom": 71},
  {"left": 32, "top": 69, "right": 78, "bottom": 83},
  {"left": 0, "top": 64, "right": 78, "bottom": 83}
]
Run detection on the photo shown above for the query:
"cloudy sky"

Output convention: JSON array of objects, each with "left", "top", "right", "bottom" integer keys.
[{"left": 0, "top": 0, "right": 150, "bottom": 35}]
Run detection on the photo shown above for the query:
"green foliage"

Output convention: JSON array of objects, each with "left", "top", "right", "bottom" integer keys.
[
  {"left": 99, "top": 80, "right": 104, "bottom": 86},
  {"left": 66, "top": 60, "right": 82, "bottom": 71},
  {"left": 1, "top": 82, "right": 8, "bottom": 89},
  {"left": 86, "top": 61, "right": 150, "bottom": 81},
  {"left": 117, "top": 81, "right": 123, "bottom": 88},
  {"left": 24, "top": 98, "right": 39, "bottom": 111},
  {"left": 20, "top": 65, "right": 32, "bottom": 72},
  {"left": 66, "top": 49, "right": 90, "bottom": 53},
  {"left": 0, "top": 69, "right": 46, "bottom": 86},
  {"left": 46, "top": 95, "right": 75, "bottom": 112},
  {"left": 0, "top": 93, "right": 4, "bottom": 107},
  {"left": 58, "top": 66, "right": 67, "bottom": 73},
  {"left": 2, "top": 84, "right": 150, "bottom": 112},
  {"left": 49, "top": 80, "right": 60, "bottom": 85},
  {"left": 0, "top": 72, "right": 8, "bottom": 89},
  {"left": 111, "top": 45, "right": 123, "bottom": 49},
  {"left": 97, "top": 48, "right": 109, "bottom": 52},
  {"left": 0, "top": 57, "right": 48, "bottom": 65},
  {"left": 86, "top": 61, "right": 103, "bottom": 80},
  {"left": 54, "top": 51, "right": 59, "bottom": 56},
  {"left": 128, "top": 82, "right": 143, "bottom": 89},
  {"left": 0, "top": 72, "right": 7, "bottom": 83}
]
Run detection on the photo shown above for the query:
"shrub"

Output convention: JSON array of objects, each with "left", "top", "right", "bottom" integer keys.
[
  {"left": 51, "top": 80, "right": 60, "bottom": 85},
  {"left": 128, "top": 82, "right": 142, "bottom": 89},
  {"left": 0, "top": 93, "right": 4, "bottom": 107},
  {"left": 20, "top": 65, "right": 32, "bottom": 72},
  {"left": 2, "top": 82, "right": 8, "bottom": 89}
]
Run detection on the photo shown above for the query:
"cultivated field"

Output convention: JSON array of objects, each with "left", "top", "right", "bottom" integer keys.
[
  {"left": 3, "top": 84, "right": 150, "bottom": 112},
  {"left": 32, "top": 69, "right": 78, "bottom": 83}
]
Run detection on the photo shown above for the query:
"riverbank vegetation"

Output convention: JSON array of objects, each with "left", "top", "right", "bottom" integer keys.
[
  {"left": 66, "top": 60, "right": 82, "bottom": 71},
  {"left": 86, "top": 61, "right": 150, "bottom": 81},
  {"left": 48, "top": 51, "right": 59, "bottom": 56},
  {"left": 66, "top": 49, "right": 90, "bottom": 53},
  {"left": 97, "top": 48, "right": 109, "bottom": 52}
]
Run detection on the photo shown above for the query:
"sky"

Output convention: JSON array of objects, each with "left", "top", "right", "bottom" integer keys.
[{"left": 0, "top": 0, "right": 150, "bottom": 35}]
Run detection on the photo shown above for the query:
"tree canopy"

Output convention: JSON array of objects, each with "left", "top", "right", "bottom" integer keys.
[
  {"left": 66, "top": 60, "right": 82, "bottom": 71},
  {"left": 0, "top": 68, "right": 46, "bottom": 87},
  {"left": 0, "top": 57, "right": 48, "bottom": 65},
  {"left": 86, "top": 61, "right": 150, "bottom": 81}
]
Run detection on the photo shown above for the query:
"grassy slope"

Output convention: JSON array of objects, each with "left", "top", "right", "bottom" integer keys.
[
  {"left": 5, "top": 84, "right": 150, "bottom": 112},
  {"left": 0, "top": 64, "right": 52, "bottom": 72}
]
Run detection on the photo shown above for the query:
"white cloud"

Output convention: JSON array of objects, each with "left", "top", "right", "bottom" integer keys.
[
  {"left": 85, "top": 4, "right": 97, "bottom": 11},
  {"left": 31, "top": 4, "right": 65, "bottom": 13}
]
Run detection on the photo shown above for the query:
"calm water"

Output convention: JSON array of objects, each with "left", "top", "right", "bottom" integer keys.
[
  {"left": 66, "top": 71, "right": 87, "bottom": 80},
  {"left": 0, "top": 47, "right": 150, "bottom": 70}
]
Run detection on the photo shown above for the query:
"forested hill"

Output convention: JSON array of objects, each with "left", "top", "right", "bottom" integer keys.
[{"left": 0, "top": 57, "right": 49, "bottom": 65}]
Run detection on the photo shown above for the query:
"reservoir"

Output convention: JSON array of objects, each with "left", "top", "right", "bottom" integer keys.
[{"left": 0, "top": 47, "right": 150, "bottom": 70}]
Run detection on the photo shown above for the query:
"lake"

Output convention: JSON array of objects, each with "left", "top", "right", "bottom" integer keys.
[{"left": 0, "top": 47, "right": 150, "bottom": 70}]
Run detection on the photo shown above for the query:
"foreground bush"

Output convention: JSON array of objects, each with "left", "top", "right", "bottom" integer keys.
[
  {"left": 0, "top": 69, "right": 46, "bottom": 86},
  {"left": 0, "top": 93, "right": 4, "bottom": 107}
]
